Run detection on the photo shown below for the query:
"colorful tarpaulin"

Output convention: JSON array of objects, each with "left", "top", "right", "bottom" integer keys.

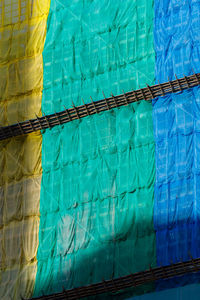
[
  {"left": 33, "top": 0, "right": 156, "bottom": 297},
  {"left": 1, "top": 1, "right": 200, "bottom": 299},
  {"left": 153, "top": 0, "right": 200, "bottom": 291},
  {"left": 0, "top": 1, "right": 50, "bottom": 299}
]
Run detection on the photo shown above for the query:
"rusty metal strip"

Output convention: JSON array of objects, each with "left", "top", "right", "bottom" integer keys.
[
  {"left": 26, "top": 257, "right": 200, "bottom": 300},
  {"left": 1, "top": 73, "right": 200, "bottom": 142}
]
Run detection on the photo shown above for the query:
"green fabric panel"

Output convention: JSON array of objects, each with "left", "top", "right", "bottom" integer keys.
[
  {"left": 42, "top": 0, "right": 155, "bottom": 112},
  {"left": 34, "top": 0, "right": 156, "bottom": 298}
]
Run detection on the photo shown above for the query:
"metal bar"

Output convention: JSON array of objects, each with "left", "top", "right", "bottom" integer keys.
[
  {"left": 35, "top": 115, "right": 42, "bottom": 130},
  {"left": 1, "top": 73, "right": 200, "bottom": 141},
  {"left": 72, "top": 102, "right": 80, "bottom": 119},
  {"left": 82, "top": 99, "right": 90, "bottom": 116},
  {"left": 44, "top": 114, "right": 51, "bottom": 128},
  {"left": 184, "top": 75, "right": 190, "bottom": 88},
  {"left": 55, "top": 112, "right": 62, "bottom": 125},
  {"left": 90, "top": 96, "right": 98, "bottom": 114},
  {"left": 175, "top": 74, "right": 182, "bottom": 91},
  {"left": 27, "top": 257, "right": 200, "bottom": 300},
  {"left": 111, "top": 93, "right": 118, "bottom": 107},
  {"left": 146, "top": 84, "right": 154, "bottom": 99},
  {"left": 123, "top": 90, "right": 129, "bottom": 105},
  {"left": 102, "top": 91, "right": 110, "bottom": 110},
  {"left": 140, "top": 88, "right": 147, "bottom": 100},
  {"left": 18, "top": 122, "right": 24, "bottom": 135},
  {"left": 158, "top": 80, "right": 165, "bottom": 96}
]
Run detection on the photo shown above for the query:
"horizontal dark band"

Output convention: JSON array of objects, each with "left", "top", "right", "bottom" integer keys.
[
  {"left": 1, "top": 73, "right": 200, "bottom": 141},
  {"left": 27, "top": 256, "right": 200, "bottom": 300}
]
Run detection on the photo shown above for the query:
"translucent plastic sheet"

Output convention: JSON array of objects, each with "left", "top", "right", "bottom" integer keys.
[
  {"left": 0, "top": 1, "right": 50, "bottom": 299},
  {"left": 34, "top": 0, "right": 156, "bottom": 298},
  {"left": 154, "top": 0, "right": 200, "bottom": 290}
]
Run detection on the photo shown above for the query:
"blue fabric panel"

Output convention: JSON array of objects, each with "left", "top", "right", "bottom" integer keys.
[
  {"left": 154, "top": 0, "right": 200, "bottom": 82},
  {"left": 127, "top": 284, "right": 200, "bottom": 300},
  {"left": 153, "top": 87, "right": 200, "bottom": 264},
  {"left": 153, "top": 86, "right": 200, "bottom": 289},
  {"left": 153, "top": 0, "right": 200, "bottom": 290}
]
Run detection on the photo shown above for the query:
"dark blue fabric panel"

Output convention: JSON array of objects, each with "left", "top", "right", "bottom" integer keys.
[
  {"left": 153, "top": 87, "right": 200, "bottom": 262},
  {"left": 154, "top": 0, "right": 200, "bottom": 290},
  {"left": 153, "top": 85, "right": 200, "bottom": 290}
]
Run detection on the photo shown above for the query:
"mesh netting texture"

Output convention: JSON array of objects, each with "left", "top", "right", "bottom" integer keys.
[
  {"left": 0, "top": 1, "right": 50, "bottom": 299},
  {"left": 33, "top": 0, "right": 156, "bottom": 298}
]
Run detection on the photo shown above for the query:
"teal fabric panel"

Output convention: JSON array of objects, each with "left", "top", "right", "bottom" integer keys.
[
  {"left": 127, "top": 284, "right": 200, "bottom": 300},
  {"left": 42, "top": 0, "right": 155, "bottom": 112},
  {"left": 34, "top": 0, "right": 156, "bottom": 298}
]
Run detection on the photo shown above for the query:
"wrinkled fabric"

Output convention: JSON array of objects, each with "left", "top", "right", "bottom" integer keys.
[
  {"left": 154, "top": 0, "right": 200, "bottom": 291},
  {"left": 127, "top": 283, "right": 200, "bottom": 300},
  {"left": 154, "top": 0, "right": 200, "bottom": 82},
  {"left": 0, "top": 1, "right": 50, "bottom": 299},
  {"left": 153, "top": 87, "right": 200, "bottom": 258},
  {"left": 34, "top": 0, "right": 156, "bottom": 298}
]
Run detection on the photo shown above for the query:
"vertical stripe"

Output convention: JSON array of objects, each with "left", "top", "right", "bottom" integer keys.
[
  {"left": 153, "top": 0, "right": 200, "bottom": 290},
  {"left": 0, "top": 1, "right": 50, "bottom": 299},
  {"left": 34, "top": 0, "right": 156, "bottom": 298}
]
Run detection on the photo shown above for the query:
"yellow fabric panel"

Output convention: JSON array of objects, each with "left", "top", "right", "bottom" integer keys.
[
  {"left": 0, "top": 262, "right": 38, "bottom": 300},
  {"left": 0, "top": 1, "right": 50, "bottom": 299},
  {"left": 0, "top": 1, "right": 50, "bottom": 124},
  {"left": 0, "top": 176, "right": 41, "bottom": 300},
  {"left": 4, "top": 134, "right": 42, "bottom": 184}
]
